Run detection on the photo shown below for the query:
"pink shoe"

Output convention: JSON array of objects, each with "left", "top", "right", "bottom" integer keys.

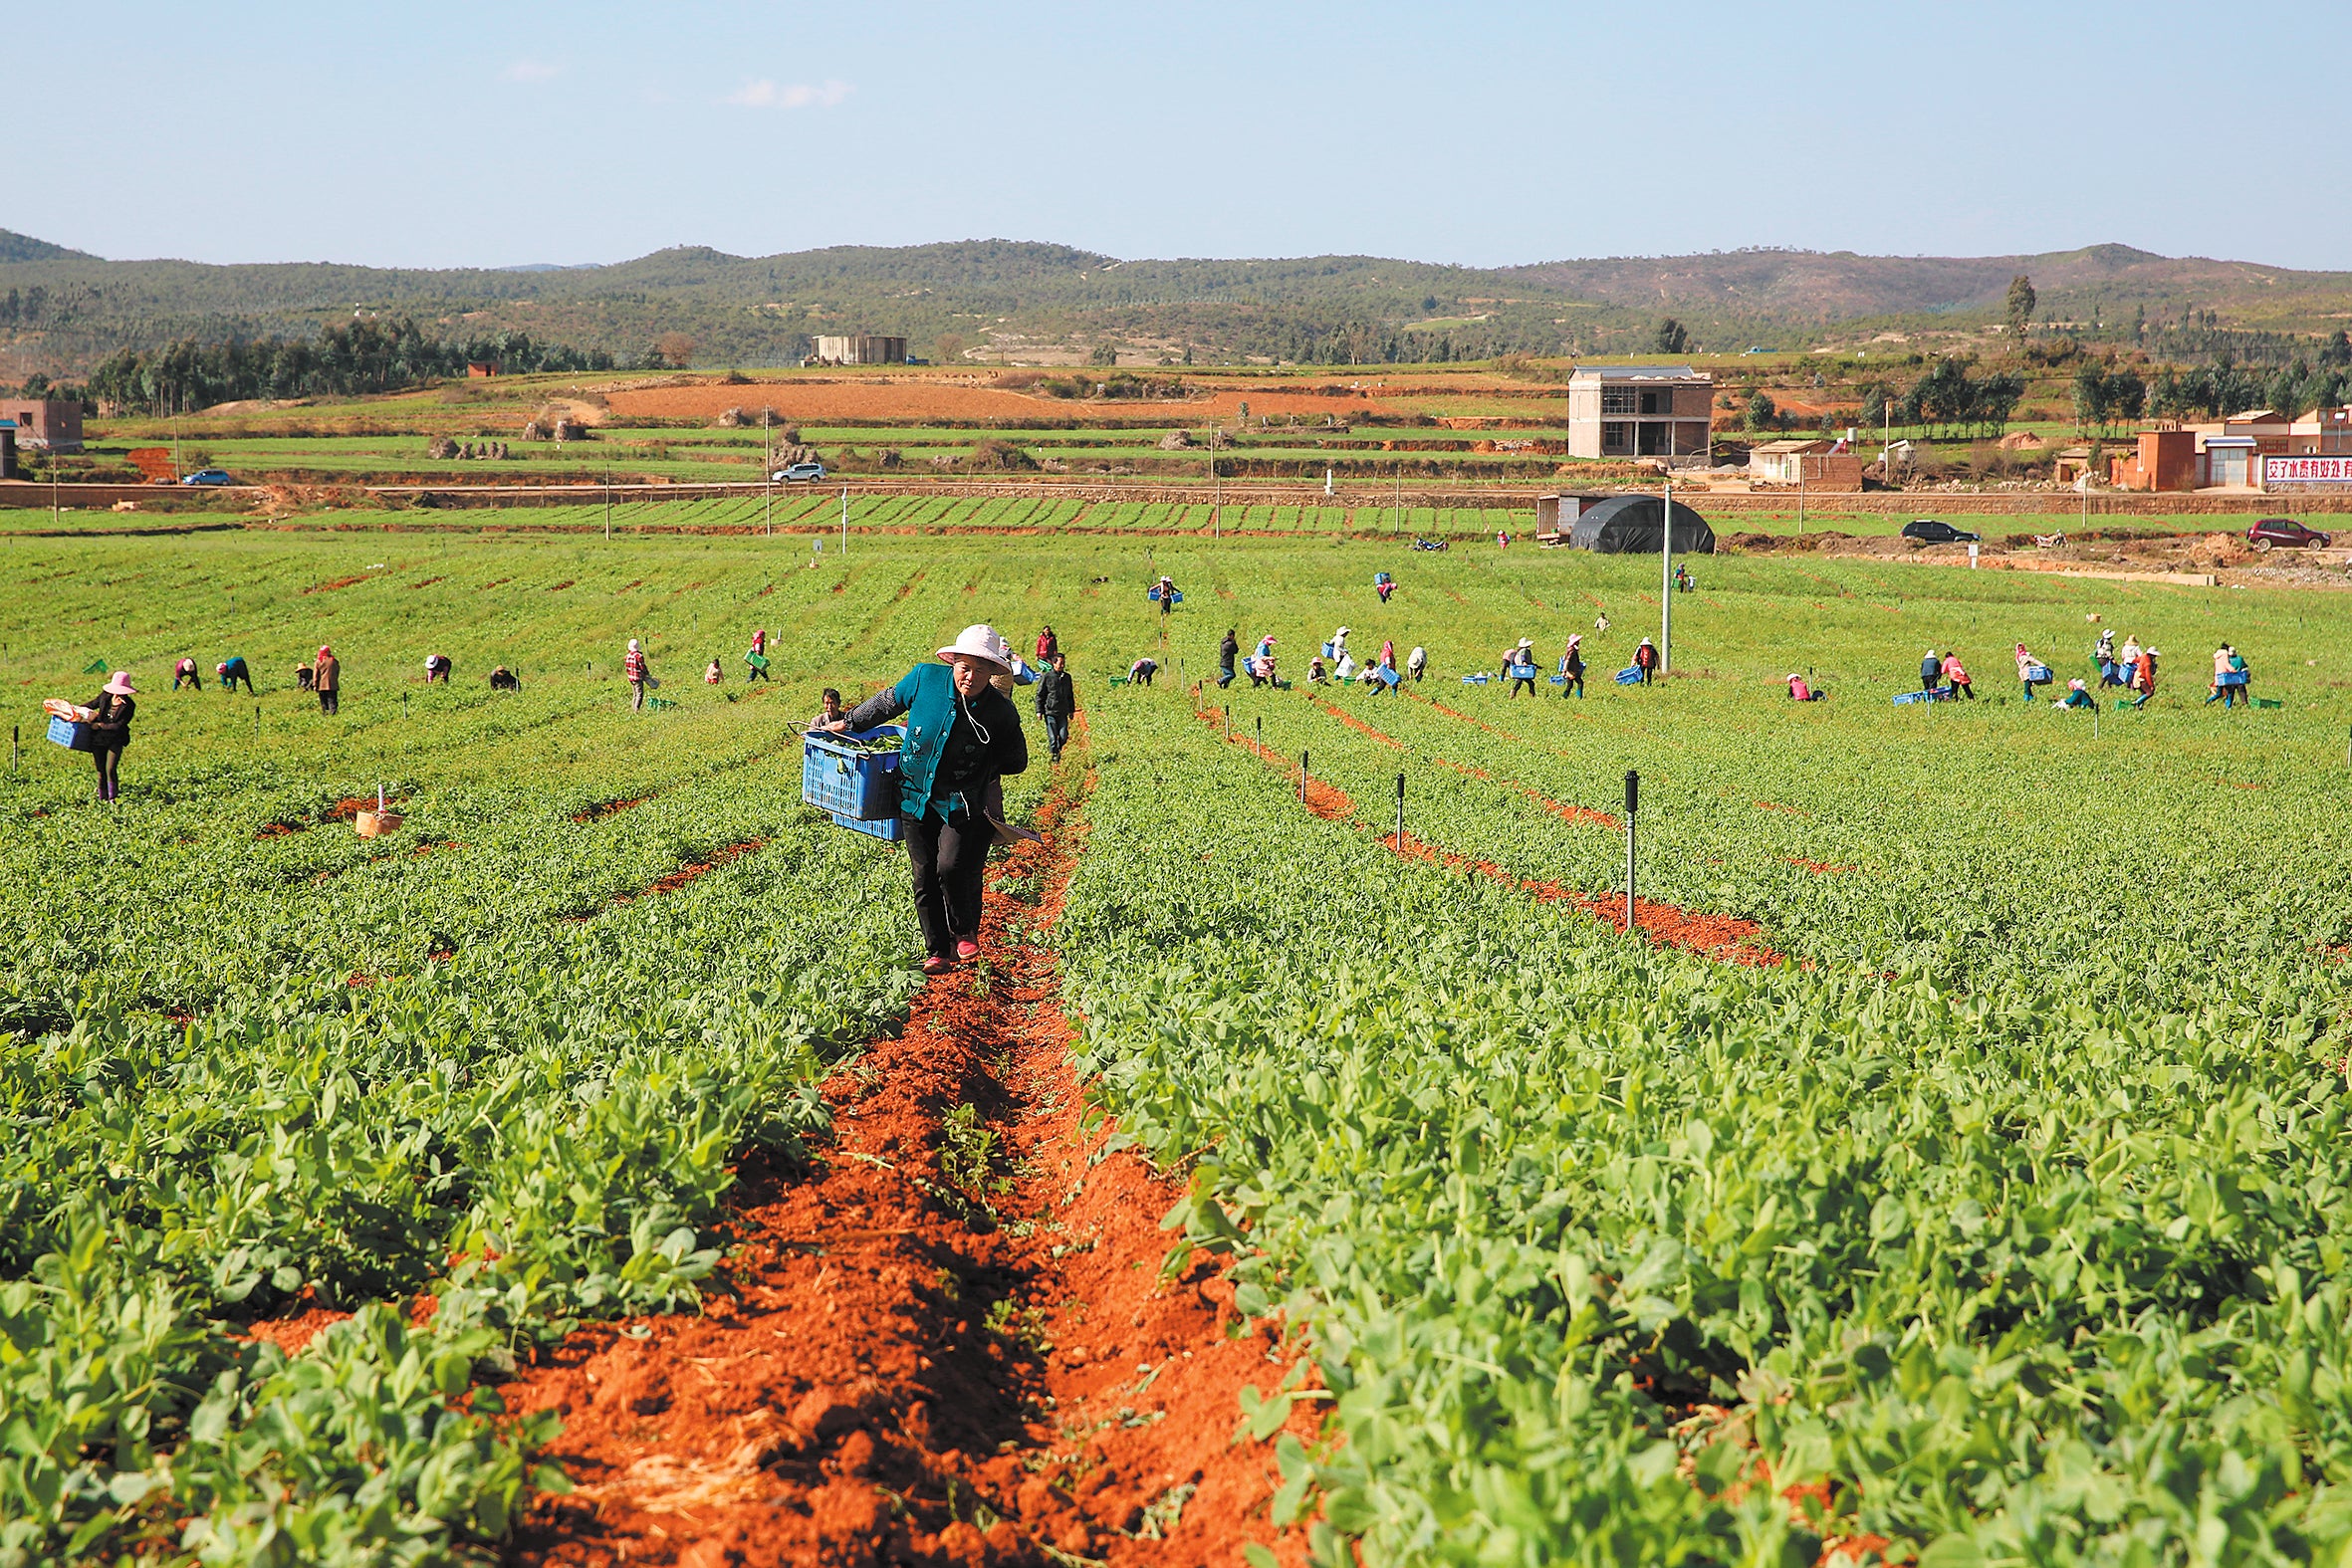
[
  {"left": 922, "top": 955, "right": 955, "bottom": 977},
  {"left": 955, "top": 940, "right": 981, "bottom": 962}
]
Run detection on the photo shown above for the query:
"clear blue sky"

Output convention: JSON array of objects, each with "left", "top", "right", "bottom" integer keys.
[{"left": 17, "top": 0, "right": 2351, "bottom": 273}]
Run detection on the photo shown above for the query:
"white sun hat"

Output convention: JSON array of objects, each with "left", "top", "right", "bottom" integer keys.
[
  {"left": 937, "top": 624, "right": 1013, "bottom": 670},
  {"left": 103, "top": 670, "right": 137, "bottom": 696},
  {"left": 627, "top": 638, "right": 641, "bottom": 652}
]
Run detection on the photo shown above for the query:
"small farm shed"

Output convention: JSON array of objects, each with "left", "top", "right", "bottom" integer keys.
[
  {"left": 1533, "top": 493, "right": 1610, "bottom": 533},
  {"left": 1566, "top": 495, "right": 1715, "bottom": 554},
  {"left": 1747, "top": 438, "right": 1863, "bottom": 491}
]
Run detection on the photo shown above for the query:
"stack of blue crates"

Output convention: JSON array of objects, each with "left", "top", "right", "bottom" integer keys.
[{"left": 803, "top": 725, "right": 906, "bottom": 842}]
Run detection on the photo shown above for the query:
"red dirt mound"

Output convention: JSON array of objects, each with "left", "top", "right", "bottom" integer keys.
[{"left": 506, "top": 759, "right": 1315, "bottom": 1568}]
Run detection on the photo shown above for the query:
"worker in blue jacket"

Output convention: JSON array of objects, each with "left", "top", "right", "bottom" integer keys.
[{"left": 831, "top": 624, "right": 1030, "bottom": 975}]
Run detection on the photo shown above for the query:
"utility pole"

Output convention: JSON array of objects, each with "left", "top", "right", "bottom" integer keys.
[
  {"left": 1394, "top": 462, "right": 1403, "bottom": 536},
  {"left": 1210, "top": 425, "right": 1220, "bottom": 540},
  {"left": 763, "top": 409, "right": 774, "bottom": 538},
  {"left": 1659, "top": 475, "right": 1673, "bottom": 674},
  {"left": 840, "top": 486, "right": 848, "bottom": 556}
]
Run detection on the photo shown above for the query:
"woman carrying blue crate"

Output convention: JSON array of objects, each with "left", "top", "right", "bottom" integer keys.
[
  {"left": 2014, "top": 643, "right": 2052, "bottom": 703},
  {"left": 833, "top": 624, "right": 1030, "bottom": 976},
  {"left": 85, "top": 670, "right": 137, "bottom": 802}
]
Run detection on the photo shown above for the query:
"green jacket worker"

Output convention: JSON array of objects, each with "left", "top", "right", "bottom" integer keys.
[{"left": 838, "top": 624, "right": 1030, "bottom": 976}]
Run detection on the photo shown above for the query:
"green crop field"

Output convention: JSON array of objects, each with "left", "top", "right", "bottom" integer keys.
[{"left": 5, "top": 530, "right": 2350, "bottom": 1565}]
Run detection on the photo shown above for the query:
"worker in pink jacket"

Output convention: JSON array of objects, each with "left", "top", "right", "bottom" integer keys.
[{"left": 1940, "top": 650, "right": 1975, "bottom": 700}]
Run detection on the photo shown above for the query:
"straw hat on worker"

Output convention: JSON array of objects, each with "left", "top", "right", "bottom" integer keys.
[{"left": 937, "top": 624, "right": 1013, "bottom": 670}]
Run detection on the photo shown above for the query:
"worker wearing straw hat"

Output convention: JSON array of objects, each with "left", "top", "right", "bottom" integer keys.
[
  {"left": 831, "top": 624, "right": 1031, "bottom": 976},
  {"left": 85, "top": 670, "right": 137, "bottom": 801}
]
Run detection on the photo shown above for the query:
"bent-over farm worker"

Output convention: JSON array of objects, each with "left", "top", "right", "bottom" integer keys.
[
  {"left": 1406, "top": 645, "right": 1426, "bottom": 683},
  {"left": 313, "top": 645, "right": 341, "bottom": 715},
  {"left": 1920, "top": 648, "right": 1941, "bottom": 692},
  {"left": 839, "top": 624, "right": 1030, "bottom": 977},
  {"left": 1941, "top": 651, "right": 1974, "bottom": 700},
  {"left": 217, "top": 656, "right": 255, "bottom": 694},
  {"left": 172, "top": 658, "right": 201, "bottom": 691}
]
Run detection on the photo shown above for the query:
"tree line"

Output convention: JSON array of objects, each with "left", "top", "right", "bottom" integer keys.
[{"left": 83, "top": 319, "right": 625, "bottom": 415}]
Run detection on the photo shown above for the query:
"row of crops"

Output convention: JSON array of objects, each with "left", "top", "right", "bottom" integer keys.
[
  {"left": 0, "top": 658, "right": 996, "bottom": 1558},
  {"left": 381, "top": 496, "right": 1531, "bottom": 538},
  {"left": 7, "top": 532, "right": 2349, "bottom": 1564},
  {"left": 1058, "top": 687, "right": 2352, "bottom": 1563}
]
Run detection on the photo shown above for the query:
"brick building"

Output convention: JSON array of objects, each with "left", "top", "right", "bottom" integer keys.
[
  {"left": 0, "top": 398, "right": 83, "bottom": 452},
  {"left": 1565, "top": 365, "right": 1712, "bottom": 463},
  {"left": 2109, "top": 429, "right": 2198, "bottom": 491}
]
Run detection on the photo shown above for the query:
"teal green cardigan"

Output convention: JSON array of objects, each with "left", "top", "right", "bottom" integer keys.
[{"left": 844, "top": 662, "right": 1029, "bottom": 818}]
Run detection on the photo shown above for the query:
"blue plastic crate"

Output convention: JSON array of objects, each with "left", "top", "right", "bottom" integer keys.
[
  {"left": 46, "top": 715, "right": 92, "bottom": 751},
  {"left": 831, "top": 810, "right": 905, "bottom": 842},
  {"left": 1891, "top": 688, "right": 1952, "bottom": 705},
  {"left": 2022, "top": 663, "right": 2052, "bottom": 683},
  {"left": 803, "top": 726, "right": 903, "bottom": 820},
  {"left": 1614, "top": 667, "right": 1643, "bottom": 686},
  {"left": 2217, "top": 670, "right": 2248, "bottom": 687}
]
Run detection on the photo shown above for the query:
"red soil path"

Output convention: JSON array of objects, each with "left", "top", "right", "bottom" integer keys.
[{"left": 504, "top": 768, "right": 1318, "bottom": 1568}]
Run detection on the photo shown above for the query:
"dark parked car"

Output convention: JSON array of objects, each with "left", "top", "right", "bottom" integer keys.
[
  {"left": 2246, "top": 518, "right": 2331, "bottom": 551},
  {"left": 1901, "top": 519, "right": 1982, "bottom": 545},
  {"left": 180, "top": 469, "right": 234, "bottom": 486}
]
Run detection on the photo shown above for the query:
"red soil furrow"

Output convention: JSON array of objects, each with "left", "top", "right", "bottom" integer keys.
[
  {"left": 1755, "top": 800, "right": 1811, "bottom": 816},
  {"left": 1783, "top": 857, "right": 1853, "bottom": 876},
  {"left": 1313, "top": 699, "right": 1405, "bottom": 749},
  {"left": 506, "top": 767, "right": 1317, "bottom": 1568},
  {"left": 572, "top": 796, "right": 648, "bottom": 823},
  {"left": 614, "top": 838, "right": 764, "bottom": 903},
  {"left": 1196, "top": 708, "right": 1782, "bottom": 966},
  {"left": 1313, "top": 696, "right": 1621, "bottom": 829},
  {"left": 1430, "top": 754, "right": 1619, "bottom": 830},
  {"left": 1389, "top": 831, "right": 1786, "bottom": 967}
]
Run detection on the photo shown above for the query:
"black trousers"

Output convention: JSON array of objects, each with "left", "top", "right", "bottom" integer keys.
[
  {"left": 92, "top": 747, "right": 121, "bottom": 800},
  {"left": 904, "top": 808, "right": 990, "bottom": 959},
  {"left": 318, "top": 688, "right": 340, "bottom": 715}
]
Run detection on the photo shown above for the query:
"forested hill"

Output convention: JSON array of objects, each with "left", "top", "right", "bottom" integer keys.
[{"left": 4, "top": 228, "right": 2349, "bottom": 379}]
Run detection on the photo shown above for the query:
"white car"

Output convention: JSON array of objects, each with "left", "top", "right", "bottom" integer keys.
[{"left": 772, "top": 462, "right": 825, "bottom": 483}]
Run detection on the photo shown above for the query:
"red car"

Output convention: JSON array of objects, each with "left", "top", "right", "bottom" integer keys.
[{"left": 2247, "top": 519, "right": 2332, "bottom": 551}]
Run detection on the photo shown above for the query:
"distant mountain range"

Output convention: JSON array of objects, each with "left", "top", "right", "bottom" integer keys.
[{"left": 3, "top": 231, "right": 2346, "bottom": 380}]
